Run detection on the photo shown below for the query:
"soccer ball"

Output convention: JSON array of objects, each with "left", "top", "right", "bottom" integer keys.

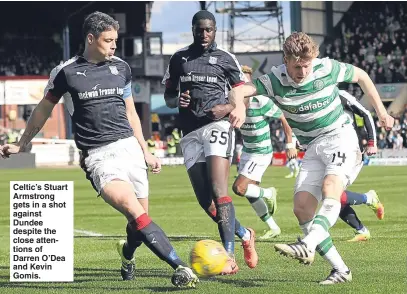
[{"left": 190, "top": 239, "right": 228, "bottom": 277}]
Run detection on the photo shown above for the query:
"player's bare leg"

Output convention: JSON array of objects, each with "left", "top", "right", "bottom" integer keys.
[
  {"left": 103, "top": 180, "right": 198, "bottom": 287},
  {"left": 233, "top": 175, "right": 280, "bottom": 239}
]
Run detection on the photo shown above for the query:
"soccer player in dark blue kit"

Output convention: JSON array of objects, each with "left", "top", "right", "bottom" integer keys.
[
  {"left": 338, "top": 90, "right": 385, "bottom": 241},
  {"left": 162, "top": 10, "right": 258, "bottom": 275},
  {"left": 0, "top": 11, "right": 199, "bottom": 288}
]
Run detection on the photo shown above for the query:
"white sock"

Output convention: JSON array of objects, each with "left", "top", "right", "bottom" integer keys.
[
  {"left": 264, "top": 215, "right": 280, "bottom": 230},
  {"left": 322, "top": 244, "right": 349, "bottom": 273},
  {"left": 357, "top": 226, "right": 368, "bottom": 234},
  {"left": 287, "top": 160, "right": 294, "bottom": 173},
  {"left": 300, "top": 218, "right": 348, "bottom": 272},
  {"left": 293, "top": 159, "right": 299, "bottom": 172},
  {"left": 365, "top": 192, "right": 373, "bottom": 205},
  {"left": 302, "top": 198, "right": 341, "bottom": 251},
  {"left": 245, "top": 184, "right": 272, "bottom": 199},
  {"left": 241, "top": 229, "right": 251, "bottom": 241}
]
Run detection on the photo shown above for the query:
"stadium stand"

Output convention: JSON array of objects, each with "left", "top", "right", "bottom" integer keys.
[{"left": 324, "top": 2, "right": 407, "bottom": 148}]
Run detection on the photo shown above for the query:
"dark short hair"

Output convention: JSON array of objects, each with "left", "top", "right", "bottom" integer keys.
[
  {"left": 82, "top": 11, "right": 119, "bottom": 40},
  {"left": 192, "top": 10, "right": 216, "bottom": 26}
]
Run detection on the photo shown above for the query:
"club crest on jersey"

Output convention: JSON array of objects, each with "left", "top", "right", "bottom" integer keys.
[
  {"left": 286, "top": 106, "right": 298, "bottom": 113},
  {"left": 209, "top": 56, "right": 217, "bottom": 64},
  {"left": 109, "top": 66, "right": 119, "bottom": 75},
  {"left": 313, "top": 79, "right": 324, "bottom": 91}
]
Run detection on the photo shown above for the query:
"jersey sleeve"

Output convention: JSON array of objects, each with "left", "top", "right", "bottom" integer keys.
[
  {"left": 123, "top": 62, "right": 132, "bottom": 99},
  {"left": 252, "top": 73, "right": 275, "bottom": 97},
  {"left": 223, "top": 52, "right": 246, "bottom": 87},
  {"left": 331, "top": 59, "right": 355, "bottom": 83},
  {"left": 162, "top": 54, "right": 181, "bottom": 95},
  {"left": 44, "top": 65, "right": 69, "bottom": 104},
  {"left": 339, "top": 90, "right": 376, "bottom": 146}
]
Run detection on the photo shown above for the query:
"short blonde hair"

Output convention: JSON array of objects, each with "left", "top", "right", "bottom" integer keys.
[
  {"left": 283, "top": 32, "right": 319, "bottom": 61},
  {"left": 241, "top": 65, "right": 253, "bottom": 75}
]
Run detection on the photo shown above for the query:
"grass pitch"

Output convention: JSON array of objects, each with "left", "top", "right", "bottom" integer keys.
[{"left": 0, "top": 165, "right": 406, "bottom": 293}]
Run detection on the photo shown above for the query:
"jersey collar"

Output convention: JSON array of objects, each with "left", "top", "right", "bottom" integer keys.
[
  {"left": 77, "top": 55, "right": 114, "bottom": 65},
  {"left": 190, "top": 42, "right": 217, "bottom": 53}
]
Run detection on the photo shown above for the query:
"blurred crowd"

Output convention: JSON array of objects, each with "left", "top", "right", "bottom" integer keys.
[
  {"left": 372, "top": 105, "right": 407, "bottom": 149},
  {"left": 326, "top": 3, "right": 407, "bottom": 99},
  {"left": 0, "top": 33, "right": 62, "bottom": 76}
]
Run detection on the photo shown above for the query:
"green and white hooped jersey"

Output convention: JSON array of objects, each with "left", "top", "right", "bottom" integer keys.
[
  {"left": 240, "top": 95, "right": 282, "bottom": 155},
  {"left": 252, "top": 57, "right": 354, "bottom": 146}
]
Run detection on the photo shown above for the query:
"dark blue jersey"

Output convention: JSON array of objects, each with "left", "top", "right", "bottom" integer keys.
[
  {"left": 162, "top": 42, "right": 246, "bottom": 135},
  {"left": 44, "top": 56, "right": 134, "bottom": 151}
]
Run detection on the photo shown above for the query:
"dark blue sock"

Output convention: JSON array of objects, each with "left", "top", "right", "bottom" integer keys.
[
  {"left": 343, "top": 190, "right": 367, "bottom": 205},
  {"left": 340, "top": 205, "right": 364, "bottom": 231},
  {"left": 215, "top": 196, "right": 235, "bottom": 256},
  {"left": 132, "top": 214, "right": 187, "bottom": 270},
  {"left": 235, "top": 219, "right": 247, "bottom": 239},
  {"left": 124, "top": 223, "right": 143, "bottom": 260},
  {"left": 206, "top": 208, "right": 246, "bottom": 239}
]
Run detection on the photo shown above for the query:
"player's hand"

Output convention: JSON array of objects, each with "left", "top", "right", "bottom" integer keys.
[
  {"left": 286, "top": 148, "right": 297, "bottom": 159},
  {"left": 378, "top": 113, "right": 394, "bottom": 130},
  {"left": 179, "top": 90, "right": 191, "bottom": 108},
  {"left": 204, "top": 105, "right": 231, "bottom": 120},
  {"left": 0, "top": 144, "right": 20, "bottom": 158},
  {"left": 144, "top": 152, "right": 162, "bottom": 174},
  {"left": 229, "top": 105, "right": 246, "bottom": 128},
  {"left": 366, "top": 145, "right": 378, "bottom": 156}
]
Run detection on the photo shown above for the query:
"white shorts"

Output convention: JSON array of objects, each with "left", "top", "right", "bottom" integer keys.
[
  {"left": 295, "top": 125, "right": 363, "bottom": 202},
  {"left": 180, "top": 120, "right": 235, "bottom": 170},
  {"left": 80, "top": 136, "right": 149, "bottom": 198},
  {"left": 238, "top": 152, "right": 273, "bottom": 182}
]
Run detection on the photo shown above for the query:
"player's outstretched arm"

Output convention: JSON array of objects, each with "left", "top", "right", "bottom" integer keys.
[
  {"left": 124, "top": 97, "right": 161, "bottom": 174},
  {"left": 351, "top": 66, "right": 394, "bottom": 130},
  {"left": 0, "top": 98, "right": 55, "bottom": 158},
  {"left": 229, "top": 83, "right": 257, "bottom": 128},
  {"left": 280, "top": 114, "right": 297, "bottom": 159}
]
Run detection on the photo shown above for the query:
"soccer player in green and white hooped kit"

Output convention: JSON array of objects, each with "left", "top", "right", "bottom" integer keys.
[{"left": 228, "top": 32, "right": 394, "bottom": 285}]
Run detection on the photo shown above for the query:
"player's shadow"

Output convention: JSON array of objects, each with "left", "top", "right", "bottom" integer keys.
[
  {"left": 143, "top": 287, "right": 194, "bottom": 293},
  {"left": 74, "top": 267, "right": 171, "bottom": 279},
  {"left": 0, "top": 266, "right": 173, "bottom": 290},
  {"left": 215, "top": 277, "right": 269, "bottom": 287}
]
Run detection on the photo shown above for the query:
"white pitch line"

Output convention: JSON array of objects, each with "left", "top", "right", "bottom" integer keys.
[{"left": 74, "top": 229, "right": 104, "bottom": 237}]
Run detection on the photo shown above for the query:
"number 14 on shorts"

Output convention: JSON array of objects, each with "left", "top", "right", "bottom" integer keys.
[{"left": 332, "top": 152, "right": 346, "bottom": 165}]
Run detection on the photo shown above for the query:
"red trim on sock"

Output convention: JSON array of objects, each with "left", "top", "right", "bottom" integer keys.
[
  {"left": 134, "top": 213, "right": 152, "bottom": 231},
  {"left": 209, "top": 209, "right": 217, "bottom": 218},
  {"left": 368, "top": 140, "right": 375, "bottom": 147},
  {"left": 340, "top": 191, "right": 347, "bottom": 205},
  {"left": 217, "top": 196, "right": 233, "bottom": 204}
]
